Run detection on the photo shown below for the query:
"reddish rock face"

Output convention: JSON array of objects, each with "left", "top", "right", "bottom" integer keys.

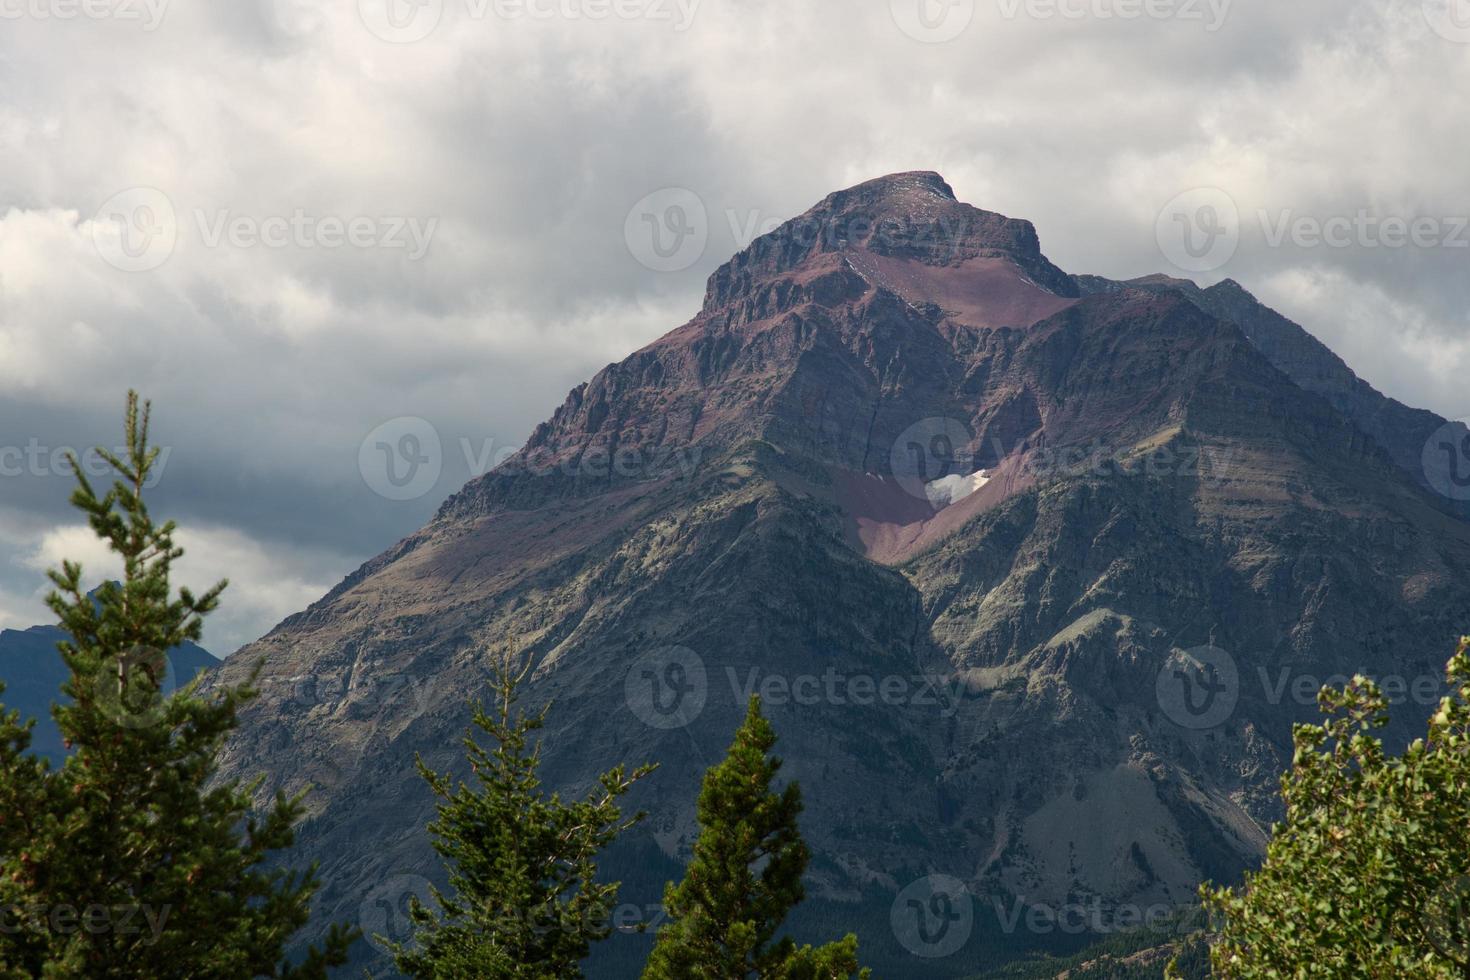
[{"left": 214, "top": 172, "right": 1470, "bottom": 977}]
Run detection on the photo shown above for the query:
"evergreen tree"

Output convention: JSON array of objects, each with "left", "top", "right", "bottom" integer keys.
[
  {"left": 1186, "top": 637, "right": 1470, "bottom": 978},
  {"left": 390, "top": 652, "right": 654, "bottom": 979},
  {"left": 642, "top": 696, "right": 869, "bottom": 980},
  {"left": 0, "top": 392, "right": 354, "bottom": 978},
  {"left": 0, "top": 687, "right": 49, "bottom": 974}
]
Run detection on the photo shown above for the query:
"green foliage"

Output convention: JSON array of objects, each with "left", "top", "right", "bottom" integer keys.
[
  {"left": 0, "top": 392, "right": 354, "bottom": 978},
  {"left": 642, "top": 696, "right": 870, "bottom": 979},
  {"left": 0, "top": 689, "right": 47, "bottom": 914},
  {"left": 390, "top": 653, "right": 654, "bottom": 979},
  {"left": 1195, "top": 637, "right": 1470, "bottom": 978}
]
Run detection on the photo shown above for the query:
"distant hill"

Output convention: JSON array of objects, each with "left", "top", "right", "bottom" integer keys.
[{"left": 0, "top": 622, "right": 217, "bottom": 761}]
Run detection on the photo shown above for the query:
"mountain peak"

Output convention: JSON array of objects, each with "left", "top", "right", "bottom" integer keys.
[
  {"left": 817, "top": 170, "right": 958, "bottom": 209},
  {"left": 702, "top": 172, "right": 1076, "bottom": 315}
]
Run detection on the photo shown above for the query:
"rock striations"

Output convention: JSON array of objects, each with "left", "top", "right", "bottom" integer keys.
[{"left": 210, "top": 173, "right": 1470, "bottom": 976}]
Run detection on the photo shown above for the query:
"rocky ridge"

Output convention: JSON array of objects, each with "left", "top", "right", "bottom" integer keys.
[{"left": 211, "top": 173, "right": 1470, "bottom": 977}]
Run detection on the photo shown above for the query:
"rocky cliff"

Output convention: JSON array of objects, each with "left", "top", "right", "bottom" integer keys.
[{"left": 210, "top": 172, "right": 1470, "bottom": 977}]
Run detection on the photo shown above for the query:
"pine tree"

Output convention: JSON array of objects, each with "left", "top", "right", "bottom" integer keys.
[
  {"left": 642, "top": 696, "right": 869, "bottom": 980},
  {"left": 390, "top": 652, "right": 655, "bottom": 979},
  {"left": 0, "top": 392, "right": 354, "bottom": 978},
  {"left": 0, "top": 687, "right": 49, "bottom": 976}
]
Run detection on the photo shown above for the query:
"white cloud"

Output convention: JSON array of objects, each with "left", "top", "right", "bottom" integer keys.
[
  {"left": 9, "top": 521, "right": 344, "bottom": 655},
  {"left": 2, "top": 0, "right": 1468, "bottom": 646},
  {"left": 1258, "top": 267, "right": 1470, "bottom": 419}
]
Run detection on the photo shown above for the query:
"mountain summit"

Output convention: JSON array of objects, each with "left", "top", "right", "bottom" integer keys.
[{"left": 213, "top": 174, "right": 1470, "bottom": 976}]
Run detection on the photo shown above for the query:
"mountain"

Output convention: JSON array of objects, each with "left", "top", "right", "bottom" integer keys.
[
  {"left": 0, "top": 621, "right": 217, "bottom": 761},
  {"left": 210, "top": 172, "right": 1470, "bottom": 977}
]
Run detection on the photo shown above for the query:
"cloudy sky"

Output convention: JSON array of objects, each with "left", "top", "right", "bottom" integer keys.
[{"left": 1, "top": 0, "right": 1467, "bottom": 653}]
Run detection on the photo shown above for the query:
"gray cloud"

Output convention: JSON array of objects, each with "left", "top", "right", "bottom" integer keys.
[{"left": 2, "top": 0, "right": 1467, "bottom": 650}]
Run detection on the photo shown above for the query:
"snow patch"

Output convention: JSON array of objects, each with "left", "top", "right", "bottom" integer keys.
[{"left": 924, "top": 470, "right": 990, "bottom": 508}]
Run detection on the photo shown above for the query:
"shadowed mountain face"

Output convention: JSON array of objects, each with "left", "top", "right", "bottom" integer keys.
[{"left": 211, "top": 172, "right": 1470, "bottom": 976}]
